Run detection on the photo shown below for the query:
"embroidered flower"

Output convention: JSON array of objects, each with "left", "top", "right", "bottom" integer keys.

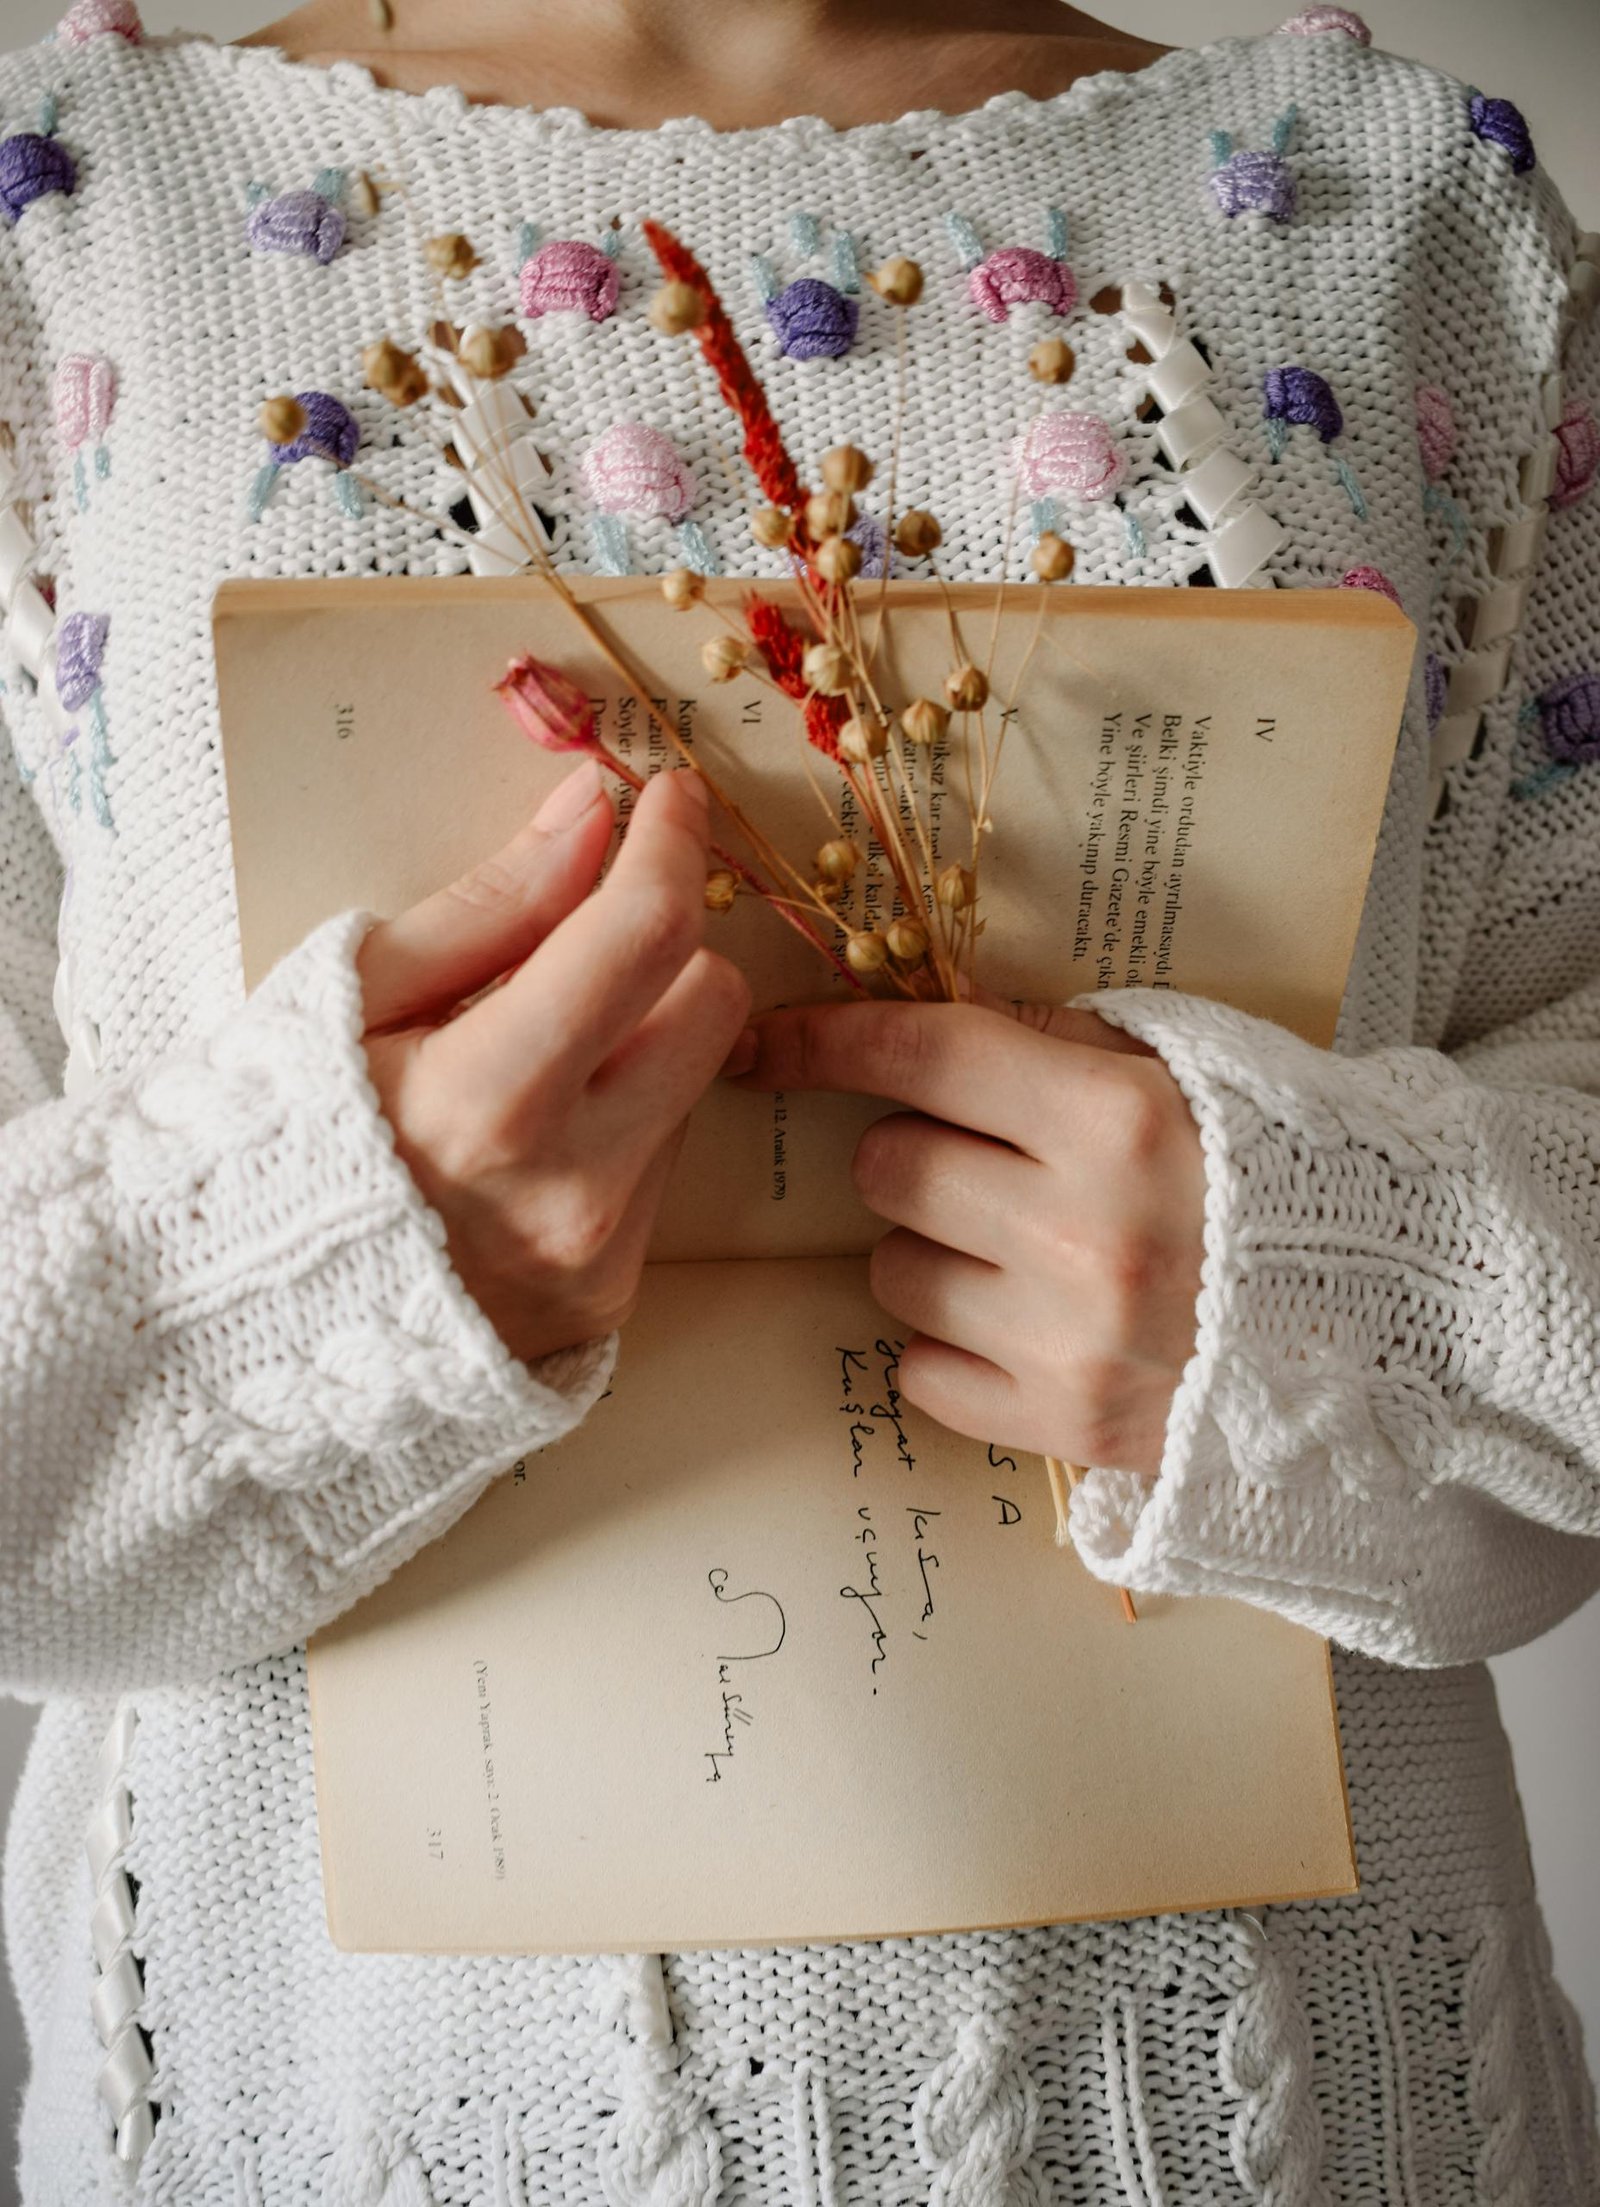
[
  {"left": 1211, "top": 146, "right": 1297, "bottom": 223},
  {"left": 268, "top": 391, "right": 359, "bottom": 467},
  {"left": 1263, "top": 365, "right": 1343, "bottom": 444},
  {"left": 0, "top": 130, "right": 76, "bottom": 224},
  {"left": 1340, "top": 564, "right": 1402, "bottom": 604},
  {"left": 1468, "top": 94, "right": 1535, "bottom": 175},
  {"left": 247, "top": 178, "right": 347, "bottom": 265},
  {"left": 1016, "top": 414, "right": 1126, "bottom": 502},
  {"left": 582, "top": 422, "right": 695, "bottom": 519},
  {"left": 519, "top": 238, "right": 620, "bottom": 322},
  {"left": 766, "top": 276, "right": 858, "bottom": 361},
  {"left": 55, "top": 610, "right": 108, "bottom": 712},
  {"left": 1414, "top": 384, "right": 1457, "bottom": 479},
  {"left": 56, "top": 0, "right": 142, "bottom": 42},
  {"left": 54, "top": 353, "right": 116, "bottom": 508},
  {"left": 1424, "top": 653, "right": 1447, "bottom": 730},
  {"left": 1551, "top": 397, "right": 1599, "bottom": 510},
  {"left": 1277, "top": 7, "right": 1371, "bottom": 39},
  {"left": 1536, "top": 671, "right": 1600, "bottom": 764},
  {"left": 970, "top": 246, "right": 1077, "bottom": 324}
]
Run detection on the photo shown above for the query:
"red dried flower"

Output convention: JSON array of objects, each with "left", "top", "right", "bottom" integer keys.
[
  {"left": 745, "top": 595, "right": 848, "bottom": 759},
  {"left": 494, "top": 655, "right": 600, "bottom": 752},
  {"left": 641, "top": 220, "right": 807, "bottom": 518}
]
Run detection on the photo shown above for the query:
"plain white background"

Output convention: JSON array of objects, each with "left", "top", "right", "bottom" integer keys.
[{"left": 1, "top": 3, "right": 1597, "bottom": 2200}]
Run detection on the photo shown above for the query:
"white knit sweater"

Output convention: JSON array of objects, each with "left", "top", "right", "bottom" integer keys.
[{"left": 2, "top": 7, "right": 1599, "bottom": 2202}]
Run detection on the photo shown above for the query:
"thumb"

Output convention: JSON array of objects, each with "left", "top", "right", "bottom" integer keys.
[
  {"left": 357, "top": 759, "right": 614, "bottom": 1032},
  {"left": 957, "top": 974, "right": 1158, "bottom": 1057}
]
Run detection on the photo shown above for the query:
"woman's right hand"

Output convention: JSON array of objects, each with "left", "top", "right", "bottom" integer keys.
[{"left": 357, "top": 761, "right": 750, "bottom": 1362}]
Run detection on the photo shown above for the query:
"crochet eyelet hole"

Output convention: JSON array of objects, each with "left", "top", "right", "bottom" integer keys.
[{"left": 1089, "top": 284, "right": 1122, "bottom": 315}]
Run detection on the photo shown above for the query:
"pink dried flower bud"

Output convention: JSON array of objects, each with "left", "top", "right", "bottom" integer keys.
[{"left": 494, "top": 655, "right": 600, "bottom": 753}]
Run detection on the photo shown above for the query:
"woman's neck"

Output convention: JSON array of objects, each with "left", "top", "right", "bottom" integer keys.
[{"left": 240, "top": 0, "right": 1172, "bottom": 132}]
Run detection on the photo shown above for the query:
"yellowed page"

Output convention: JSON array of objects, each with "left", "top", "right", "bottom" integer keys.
[
  {"left": 308, "top": 1257, "right": 1356, "bottom": 1954},
  {"left": 215, "top": 578, "right": 1415, "bottom": 1262}
]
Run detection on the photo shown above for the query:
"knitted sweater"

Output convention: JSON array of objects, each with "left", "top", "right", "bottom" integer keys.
[{"left": 2, "top": 6, "right": 1599, "bottom": 2201}]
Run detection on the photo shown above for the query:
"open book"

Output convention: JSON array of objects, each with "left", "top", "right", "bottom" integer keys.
[{"left": 214, "top": 575, "right": 1414, "bottom": 1951}]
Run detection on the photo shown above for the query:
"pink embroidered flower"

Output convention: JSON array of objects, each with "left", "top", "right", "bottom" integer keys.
[
  {"left": 1277, "top": 6, "right": 1371, "bottom": 40},
  {"left": 1414, "top": 384, "right": 1456, "bottom": 480},
  {"left": 1015, "top": 413, "right": 1126, "bottom": 502},
  {"left": 1551, "top": 396, "right": 1599, "bottom": 510},
  {"left": 1340, "top": 565, "right": 1403, "bottom": 604},
  {"left": 519, "top": 238, "right": 620, "bottom": 323},
  {"left": 57, "top": 0, "right": 142, "bottom": 44},
  {"left": 581, "top": 422, "right": 696, "bottom": 520},
  {"left": 970, "top": 247, "right": 1076, "bottom": 325},
  {"left": 53, "top": 353, "right": 116, "bottom": 451}
]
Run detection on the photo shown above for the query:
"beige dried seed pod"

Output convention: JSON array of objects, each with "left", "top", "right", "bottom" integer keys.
[
  {"left": 936, "top": 863, "right": 977, "bottom": 911},
  {"left": 805, "top": 488, "right": 856, "bottom": 539},
  {"left": 815, "top": 838, "right": 862, "bottom": 884},
  {"left": 351, "top": 170, "right": 382, "bottom": 218},
  {"left": 894, "top": 508, "right": 942, "bottom": 558},
  {"left": 821, "top": 444, "right": 874, "bottom": 494},
  {"left": 845, "top": 931, "right": 891, "bottom": 975},
  {"left": 803, "top": 642, "right": 852, "bottom": 695},
  {"left": 1032, "top": 531, "right": 1075, "bottom": 582},
  {"left": 751, "top": 505, "right": 794, "bottom": 548},
  {"left": 815, "top": 534, "right": 863, "bottom": 585},
  {"left": 259, "top": 395, "right": 308, "bottom": 445},
  {"left": 871, "top": 256, "right": 924, "bottom": 306},
  {"left": 886, "top": 918, "right": 930, "bottom": 968},
  {"left": 1028, "top": 337, "right": 1076, "bottom": 385},
  {"left": 839, "top": 713, "right": 889, "bottom": 764},
  {"left": 899, "top": 696, "right": 950, "bottom": 748},
  {"left": 661, "top": 566, "right": 705, "bottom": 611},
  {"left": 648, "top": 281, "right": 705, "bottom": 336},
  {"left": 458, "top": 325, "right": 524, "bottom": 380},
  {"left": 424, "top": 233, "right": 480, "bottom": 280},
  {"left": 701, "top": 634, "right": 751, "bottom": 682},
  {"left": 361, "top": 339, "right": 429, "bottom": 408},
  {"left": 703, "top": 869, "right": 739, "bottom": 914},
  {"left": 944, "top": 662, "right": 990, "bottom": 712}
]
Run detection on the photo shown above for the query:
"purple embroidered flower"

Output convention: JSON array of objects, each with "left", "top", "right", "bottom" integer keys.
[
  {"left": 1468, "top": 94, "right": 1535, "bottom": 175},
  {"left": 1211, "top": 148, "right": 1297, "bottom": 223},
  {"left": 1552, "top": 398, "right": 1599, "bottom": 510},
  {"left": 1339, "top": 565, "right": 1402, "bottom": 605},
  {"left": 247, "top": 188, "right": 346, "bottom": 265},
  {"left": 269, "top": 391, "right": 360, "bottom": 467},
  {"left": 519, "top": 238, "right": 620, "bottom": 322},
  {"left": 848, "top": 513, "right": 888, "bottom": 581},
  {"left": 1424, "top": 654, "right": 1447, "bottom": 730},
  {"left": 1263, "top": 365, "right": 1343, "bottom": 443},
  {"left": 1414, "top": 384, "right": 1457, "bottom": 480},
  {"left": 1536, "top": 672, "right": 1600, "bottom": 764},
  {"left": 1277, "top": 7, "right": 1371, "bottom": 39},
  {"left": 969, "top": 246, "right": 1076, "bottom": 324},
  {"left": 55, "top": 611, "right": 109, "bottom": 712},
  {"left": 765, "top": 276, "right": 858, "bottom": 361},
  {"left": 0, "top": 133, "right": 76, "bottom": 224},
  {"left": 582, "top": 421, "right": 696, "bottom": 519}
]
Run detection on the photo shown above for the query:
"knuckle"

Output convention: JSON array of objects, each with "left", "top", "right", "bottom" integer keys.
[
  {"left": 693, "top": 948, "right": 753, "bottom": 1032},
  {"left": 1098, "top": 1064, "right": 1177, "bottom": 1169},
  {"left": 443, "top": 842, "right": 539, "bottom": 923},
  {"left": 534, "top": 1179, "right": 627, "bottom": 1273},
  {"left": 1095, "top": 1226, "right": 1170, "bottom": 1338},
  {"left": 851, "top": 1115, "right": 906, "bottom": 1205}
]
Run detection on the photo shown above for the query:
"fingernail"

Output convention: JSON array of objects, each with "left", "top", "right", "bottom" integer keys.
[
  {"left": 533, "top": 758, "right": 605, "bottom": 835},
  {"left": 720, "top": 1026, "right": 758, "bottom": 1079},
  {"left": 677, "top": 768, "right": 710, "bottom": 821}
]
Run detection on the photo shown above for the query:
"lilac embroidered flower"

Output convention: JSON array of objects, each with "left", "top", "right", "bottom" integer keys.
[
  {"left": 1277, "top": 7, "right": 1371, "bottom": 39},
  {"left": 1551, "top": 397, "right": 1599, "bottom": 510},
  {"left": 1536, "top": 672, "right": 1600, "bottom": 764},
  {"left": 55, "top": 611, "right": 109, "bottom": 712},
  {"left": 969, "top": 246, "right": 1076, "bottom": 324},
  {"left": 1016, "top": 414, "right": 1127, "bottom": 502},
  {"left": 1211, "top": 148, "right": 1297, "bottom": 223},
  {"left": 269, "top": 390, "right": 360, "bottom": 466},
  {"left": 1263, "top": 366, "right": 1343, "bottom": 443},
  {"left": 1424, "top": 654, "right": 1447, "bottom": 730},
  {"left": 519, "top": 238, "right": 620, "bottom": 322},
  {"left": 582, "top": 421, "right": 696, "bottom": 519},
  {"left": 1414, "top": 384, "right": 1457, "bottom": 479},
  {"left": 0, "top": 133, "right": 76, "bottom": 224},
  {"left": 1339, "top": 565, "right": 1402, "bottom": 605},
  {"left": 765, "top": 276, "right": 858, "bottom": 361},
  {"left": 848, "top": 513, "right": 888, "bottom": 581},
  {"left": 57, "top": 0, "right": 142, "bottom": 42},
  {"left": 54, "top": 353, "right": 115, "bottom": 450},
  {"left": 1468, "top": 94, "right": 1535, "bottom": 175},
  {"left": 247, "top": 187, "right": 346, "bottom": 265}
]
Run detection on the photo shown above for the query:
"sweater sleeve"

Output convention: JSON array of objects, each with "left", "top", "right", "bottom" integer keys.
[
  {"left": 1064, "top": 244, "right": 1600, "bottom": 1670},
  {"left": 0, "top": 835, "right": 616, "bottom": 1698}
]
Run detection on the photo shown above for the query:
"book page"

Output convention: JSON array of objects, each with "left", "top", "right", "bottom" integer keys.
[
  {"left": 215, "top": 577, "right": 1415, "bottom": 1262},
  {"left": 308, "top": 1257, "right": 1355, "bottom": 1954}
]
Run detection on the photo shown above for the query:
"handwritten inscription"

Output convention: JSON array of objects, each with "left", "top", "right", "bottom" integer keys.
[
  {"left": 702, "top": 1570, "right": 787, "bottom": 1784},
  {"left": 835, "top": 1339, "right": 939, "bottom": 1690}
]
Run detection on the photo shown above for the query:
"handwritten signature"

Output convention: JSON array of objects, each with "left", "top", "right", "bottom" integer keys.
[{"left": 703, "top": 1570, "right": 787, "bottom": 1784}]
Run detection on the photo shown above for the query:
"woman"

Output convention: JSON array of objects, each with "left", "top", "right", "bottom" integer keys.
[{"left": 2, "top": 0, "right": 1597, "bottom": 2197}]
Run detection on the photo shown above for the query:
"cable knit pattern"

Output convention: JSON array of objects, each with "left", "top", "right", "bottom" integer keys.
[{"left": 0, "top": 17, "right": 1597, "bottom": 2206}]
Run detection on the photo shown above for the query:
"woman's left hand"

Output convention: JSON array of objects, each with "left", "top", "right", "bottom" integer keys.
[{"left": 723, "top": 999, "right": 1208, "bottom": 1479}]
